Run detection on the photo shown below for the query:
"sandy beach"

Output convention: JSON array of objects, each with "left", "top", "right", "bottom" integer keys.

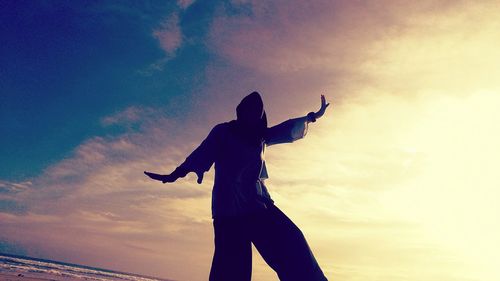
[
  {"left": 0, "top": 254, "right": 170, "bottom": 281},
  {"left": 0, "top": 271, "right": 81, "bottom": 281}
]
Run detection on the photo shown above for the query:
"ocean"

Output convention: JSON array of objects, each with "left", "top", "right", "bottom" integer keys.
[{"left": 0, "top": 253, "right": 172, "bottom": 281}]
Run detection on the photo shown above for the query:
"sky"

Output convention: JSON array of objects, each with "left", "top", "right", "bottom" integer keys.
[{"left": 1, "top": 1, "right": 500, "bottom": 281}]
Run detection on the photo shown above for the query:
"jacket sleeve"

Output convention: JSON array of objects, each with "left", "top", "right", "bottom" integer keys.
[
  {"left": 265, "top": 116, "right": 309, "bottom": 146},
  {"left": 176, "top": 124, "right": 221, "bottom": 175}
]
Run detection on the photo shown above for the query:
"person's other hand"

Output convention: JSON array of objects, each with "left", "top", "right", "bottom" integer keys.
[
  {"left": 144, "top": 171, "right": 177, "bottom": 183},
  {"left": 314, "top": 94, "right": 330, "bottom": 119}
]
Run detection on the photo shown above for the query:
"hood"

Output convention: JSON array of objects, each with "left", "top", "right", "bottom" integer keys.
[
  {"left": 236, "top": 91, "right": 263, "bottom": 120},
  {"left": 233, "top": 91, "right": 268, "bottom": 145}
]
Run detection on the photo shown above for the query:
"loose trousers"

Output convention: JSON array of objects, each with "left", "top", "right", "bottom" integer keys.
[{"left": 209, "top": 203, "right": 328, "bottom": 281}]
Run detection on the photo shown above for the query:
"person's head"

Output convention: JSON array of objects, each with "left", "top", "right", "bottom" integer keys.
[
  {"left": 236, "top": 91, "right": 267, "bottom": 130},
  {"left": 233, "top": 91, "right": 268, "bottom": 147},
  {"left": 237, "top": 91, "right": 263, "bottom": 123}
]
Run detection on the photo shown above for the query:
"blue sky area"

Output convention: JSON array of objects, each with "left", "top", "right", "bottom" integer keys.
[{"left": 0, "top": 1, "right": 222, "bottom": 180}]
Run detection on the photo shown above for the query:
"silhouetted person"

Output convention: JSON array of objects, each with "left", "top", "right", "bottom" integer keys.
[{"left": 145, "top": 92, "right": 330, "bottom": 281}]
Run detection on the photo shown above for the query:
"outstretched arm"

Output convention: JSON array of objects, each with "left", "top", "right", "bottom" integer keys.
[
  {"left": 265, "top": 95, "right": 330, "bottom": 146},
  {"left": 144, "top": 168, "right": 189, "bottom": 184},
  {"left": 144, "top": 124, "right": 221, "bottom": 184}
]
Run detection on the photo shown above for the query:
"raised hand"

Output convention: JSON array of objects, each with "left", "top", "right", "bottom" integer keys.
[
  {"left": 314, "top": 94, "right": 330, "bottom": 119},
  {"left": 144, "top": 171, "right": 178, "bottom": 183}
]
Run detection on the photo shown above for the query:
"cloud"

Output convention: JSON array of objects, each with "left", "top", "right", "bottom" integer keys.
[
  {"left": 153, "top": 13, "right": 182, "bottom": 56},
  {"left": 100, "top": 106, "right": 159, "bottom": 127},
  {"left": 208, "top": 0, "right": 420, "bottom": 75},
  {"left": 138, "top": 11, "right": 185, "bottom": 76},
  {"left": 177, "top": 0, "right": 196, "bottom": 10},
  {"left": 141, "top": 0, "right": 199, "bottom": 76},
  {"left": 202, "top": 1, "right": 485, "bottom": 114},
  {"left": 0, "top": 180, "right": 32, "bottom": 193},
  {"left": 136, "top": 57, "right": 171, "bottom": 76},
  {"left": 0, "top": 106, "right": 218, "bottom": 279}
]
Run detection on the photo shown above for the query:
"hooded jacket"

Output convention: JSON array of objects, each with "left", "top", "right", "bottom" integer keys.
[{"left": 177, "top": 92, "right": 310, "bottom": 218}]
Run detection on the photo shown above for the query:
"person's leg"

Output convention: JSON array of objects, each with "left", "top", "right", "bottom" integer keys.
[
  {"left": 250, "top": 204, "right": 328, "bottom": 281},
  {"left": 209, "top": 216, "right": 252, "bottom": 281}
]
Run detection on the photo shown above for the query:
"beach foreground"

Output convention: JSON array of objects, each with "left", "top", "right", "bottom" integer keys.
[
  {"left": 0, "top": 253, "right": 171, "bottom": 281},
  {"left": 0, "top": 271, "right": 78, "bottom": 281}
]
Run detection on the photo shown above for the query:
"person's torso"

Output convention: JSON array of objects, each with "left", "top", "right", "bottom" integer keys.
[{"left": 211, "top": 122, "right": 273, "bottom": 218}]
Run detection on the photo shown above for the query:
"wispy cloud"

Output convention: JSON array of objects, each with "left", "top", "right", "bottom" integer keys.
[
  {"left": 100, "top": 106, "right": 159, "bottom": 127},
  {"left": 139, "top": 10, "right": 185, "bottom": 76},
  {"left": 0, "top": 180, "right": 32, "bottom": 193},
  {"left": 153, "top": 13, "right": 182, "bottom": 56},
  {"left": 177, "top": 0, "right": 196, "bottom": 10}
]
